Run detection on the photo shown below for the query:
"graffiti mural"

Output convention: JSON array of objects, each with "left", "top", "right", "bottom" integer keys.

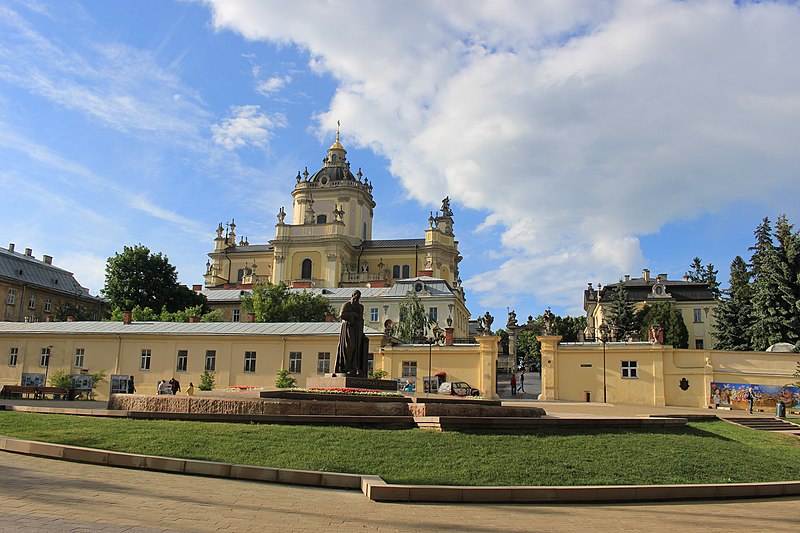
[{"left": 710, "top": 382, "right": 800, "bottom": 411}]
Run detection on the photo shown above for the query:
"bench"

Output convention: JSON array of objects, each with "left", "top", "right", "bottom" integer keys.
[{"left": 1, "top": 385, "right": 68, "bottom": 400}]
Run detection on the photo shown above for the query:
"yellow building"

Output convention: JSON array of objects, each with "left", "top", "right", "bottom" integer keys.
[
  {"left": 0, "top": 321, "right": 498, "bottom": 400},
  {"left": 539, "top": 335, "right": 799, "bottom": 409},
  {"left": 584, "top": 268, "right": 718, "bottom": 350},
  {"left": 0, "top": 244, "right": 105, "bottom": 323},
  {"left": 201, "top": 131, "right": 469, "bottom": 337}
]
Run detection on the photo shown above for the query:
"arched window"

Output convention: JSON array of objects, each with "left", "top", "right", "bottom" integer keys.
[
  {"left": 316, "top": 214, "right": 327, "bottom": 224},
  {"left": 301, "top": 259, "right": 312, "bottom": 279},
  {"left": 237, "top": 268, "right": 244, "bottom": 282},
  {"left": 402, "top": 265, "right": 410, "bottom": 278},
  {"left": 392, "top": 265, "right": 401, "bottom": 279}
]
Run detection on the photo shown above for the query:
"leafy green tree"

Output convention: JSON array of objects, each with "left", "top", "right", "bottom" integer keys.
[
  {"left": 637, "top": 302, "right": 688, "bottom": 348},
  {"left": 515, "top": 329, "right": 541, "bottom": 367},
  {"left": 495, "top": 328, "right": 510, "bottom": 354},
  {"left": 275, "top": 369, "right": 297, "bottom": 388},
  {"left": 199, "top": 370, "right": 215, "bottom": 391},
  {"left": 103, "top": 244, "right": 206, "bottom": 312},
  {"left": 109, "top": 304, "right": 222, "bottom": 323},
  {"left": 89, "top": 371, "right": 106, "bottom": 400},
  {"left": 368, "top": 369, "right": 388, "bottom": 379},
  {"left": 53, "top": 302, "right": 102, "bottom": 322},
  {"left": 605, "top": 282, "right": 638, "bottom": 340},
  {"left": 554, "top": 315, "right": 587, "bottom": 342},
  {"left": 395, "top": 292, "right": 434, "bottom": 343},
  {"left": 713, "top": 256, "right": 754, "bottom": 351},
  {"left": 49, "top": 369, "right": 73, "bottom": 390},
  {"left": 241, "top": 283, "right": 333, "bottom": 322}
]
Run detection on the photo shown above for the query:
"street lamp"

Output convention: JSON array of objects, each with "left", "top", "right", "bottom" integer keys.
[
  {"left": 421, "top": 324, "right": 445, "bottom": 396},
  {"left": 42, "top": 345, "right": 53, "bottom": 386},
  {"left": 598, "top": 324, "right": 609, "bottom": 403}
]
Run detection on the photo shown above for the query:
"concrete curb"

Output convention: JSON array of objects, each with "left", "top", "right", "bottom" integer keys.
[{"left": 2, "top": 435, "right": 799, "bottom": 503}]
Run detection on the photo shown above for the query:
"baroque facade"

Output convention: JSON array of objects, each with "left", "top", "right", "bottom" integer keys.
[
  {"left": 584, "top": 268, "right": 718, "bottom": 349},
  {"left": 202, "top": 132, "right": 470, "bottom": 337}
]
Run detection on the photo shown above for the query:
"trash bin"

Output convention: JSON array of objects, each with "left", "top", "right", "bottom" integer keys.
[{"left": 776, "top": 401, "right": 786, "bottom": 418}]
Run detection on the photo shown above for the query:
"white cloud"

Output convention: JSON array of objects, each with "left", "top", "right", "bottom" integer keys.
[
  {"left": 207, "top": 1, "right": 800, "bottom": 311},
  {"left": 211, "top": 105, "right": 287, "bottom": 150},
  {"left": 256, "top": 74, "right": 292, "bottom": 96}
]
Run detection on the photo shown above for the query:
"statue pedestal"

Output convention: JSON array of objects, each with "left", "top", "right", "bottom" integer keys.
[{"left": 306, "top": 375, "right": 398, "bottom": 392}]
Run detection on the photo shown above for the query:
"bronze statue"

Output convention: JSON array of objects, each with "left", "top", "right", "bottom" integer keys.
[{"left": 335, "top": 290, "right": 369, "bottom": 376}]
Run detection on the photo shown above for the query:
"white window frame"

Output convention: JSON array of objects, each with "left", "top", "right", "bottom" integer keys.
[
  {"left": 429, "top": 307, "right": 438, "bottom": 322},
  {"left": 289, "top": 351, "right": 302, "bottom": 373},
  {"left": 317, "top": 352, "right": 330, "bottom": 374},
  {"left": 9, "top": 347, "right": 18, "bottom": 366},
  {"left": 28, "top": 294, "right": 36, "bottom": 310},
  {"left": 40, "top": 347, "right": 50, "bottom": 367},
  {"left": 693, "top": 308, "right": 703, "bottom": 323},
  {"left": 176, "top": 350, "right": 188, "bottom": 372},
  {"left": 205, "top": 350, "right": 216, "bottom": 371},
  {"left": 232, "top": 309, "right": 241, "bottom": 322},
  {"left": 44, "top": 298, "right": 52, "bottom": 313},
  {"left": 621, "top": 360, "right": 638, "bottom": 379},
  {"left": 6, "top": 288, "right": 16, "bottom": 305},
  {"left": 244, "top": 351, "right": 257, "bottom": 373},
  {"left": 140, "top": 349, "right": 151, "bottom": 371},
  {"left": 74, "top": 348, "right": 85, "bottom": 368},
  {"left": 370, "top": 307, "right": 379, "bottom": 322}
]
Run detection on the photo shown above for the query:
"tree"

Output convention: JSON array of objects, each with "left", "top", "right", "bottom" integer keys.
[
  {"left": 241, "top": 283, "right": 333, "bottom": 322},
  {"left": 495, "top": 328, "right": 510, "bottom": 354},
  {"left": 686, "top": 257, "right": 721, "bottom": 299},
  {"left": 395, "top": 292, "right": 434, "bottom": 343},
  {"left": 199, "top": 370, "right": 215, "bottom": 391},
  {"left": 275, "top": 369, "right": 297, "bottom": 388},
  {"left": 605, "top": 282, "right": 637, "bottom": 340},
  {"left": 109, "top": 305, "right": 223, "bottom": 323},
  {"left": 713, "top": 256, "right": 754, "bottom": 351},
  {"left": 637, "top": 302, "right": 688, "bottom": 348},
  {"left": 103, "top": 244, "right": 206, "bottom": 313},
  {"left": 515, "top": 329, "right": 541, "bottom": 367}
]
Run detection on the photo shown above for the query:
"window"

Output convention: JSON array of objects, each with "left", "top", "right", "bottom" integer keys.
[
  {"left": 370, "top": 307, "right": 379, "bottom": 322},
  {"left": 40, "top": 347, "right": 50, "bottom": 367},
  {"left": 74, "top": 348, "right": 85, "bottom": 368},
  {"left": 621, "top": 361, "right": 638, "bottom": 379},
  {"left": 237, "top": 268, "right": 244, "bottom": 282},
  {"left": 402, "top": 265, "right": 410, "bottom": 278},
  {"left": 317, "top": 352, "right": 331, "bottom": 374},
  {"left": 392, "top": 265, "right": 400, "bottom": 278},
  {"left": 316, "top": 214, "right": 327, "bottom": 224},
  {"left": 28, "top": 294, "right": 36, "bottom": 310},
  {"left": 429, "top": 307, "right": 438, "bottom": 322},
  {"left": 6, "top": 288, "right": 16, "bottom": 305},
  {"left": 289, "top": 351, "right": 302, "bottom": 373},
  {"left": 402, "top": 361, "right": 417, "bottom": 378},
  {"left": 244, "top": 351, "right": 257, "bottom": 373},
  {"left": 693, "top": 308, "right": 703, "bottom": 323},
  {"left": 140, "top": 349, "right": 151, "bottom": 370},
  {"left": 44, "top": 298, "right": 52, "bottom": 313},
  {"left": 301, "top": 258, "right": 312, "bottom": 279},
  {"left": 8, "top": 347, "right": 18, "bottom": 366},
  {"left": 695, "top": 339, "right": 704, "bottom": 350},
  {"left": 232, "top": 309, "right": 240, "bottom": 322},
  {"left": 176, "top": 350, "right": 188, "bottom": 372},
  {"left": 205, "top": 350, "right": 216, "bottom": 371}
]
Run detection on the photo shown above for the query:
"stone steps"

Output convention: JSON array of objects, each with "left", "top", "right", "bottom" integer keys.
[{"left": 725, "top": 417, "right": 800, "bottom": 434}]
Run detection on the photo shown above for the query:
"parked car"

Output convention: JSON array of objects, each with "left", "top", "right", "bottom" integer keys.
[{"left": 438, "top": 381, "right": 480, "bottom": 397}]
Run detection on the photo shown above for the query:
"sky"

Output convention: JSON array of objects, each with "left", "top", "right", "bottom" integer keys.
[{"left": 2, "top": 0, "right": 800, "bottom": 322}]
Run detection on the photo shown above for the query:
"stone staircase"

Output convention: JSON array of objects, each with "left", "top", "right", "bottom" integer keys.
[{"left": 725, "top": 417, "right": 800, "bottom": 436}]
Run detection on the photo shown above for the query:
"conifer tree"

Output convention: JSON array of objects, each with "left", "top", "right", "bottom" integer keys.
[
  {"left": 605, "top": 281, "right": 638, "bottom": 340},
  {"left": 773, "top": 214, "right": 800, "bottom": 342},
  {"left": 686, "top": 257, "right": 720, "bottom": 299},
  {"left": 713, "top": 256, "right": 754, "bottom": 351}
]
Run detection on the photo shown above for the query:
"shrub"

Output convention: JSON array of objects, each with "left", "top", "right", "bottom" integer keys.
[
  {"left": 275, "top": 369, "right": 297, "bottom": 388},
  {"left": 199, "top": 370, "right": 215, "bottom": 391},
  {"left": 368, "top": 370, "right": 388, "bottom": 380},
  {"left": 49, "top": 370, "right": 73, "bottom": 390}
]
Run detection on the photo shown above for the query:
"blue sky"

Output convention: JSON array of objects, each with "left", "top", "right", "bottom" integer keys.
[{"left": 2, "top": 0, "right": 799, "bottom": 322}]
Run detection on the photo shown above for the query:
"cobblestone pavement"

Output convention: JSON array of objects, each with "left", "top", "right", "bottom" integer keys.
[{"left": 2, "top": 452, "right": 798, "bottom": 532}]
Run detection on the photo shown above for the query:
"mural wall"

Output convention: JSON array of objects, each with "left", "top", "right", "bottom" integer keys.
[{"left": 710, "top": 381, "right": 800, "bottom": 410}]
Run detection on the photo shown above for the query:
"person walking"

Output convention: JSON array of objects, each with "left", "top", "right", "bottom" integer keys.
[
  {"left": 746, "top": 387, "right": 755, "bottom": 414},
  {"left": 170, "top": 378, "right": 181, "bottom": 395},
  {"left": 510, "top": 373, "right": 517, "bottom": 396},
  {"left": 127, "top": 375, "right": 136, "bottom": 394},
  {"left": 186, "top": 382, "right": 195, "bottom": 396},
  {"left": 518, "top": 370, "right": 525, "bottom": 393}
]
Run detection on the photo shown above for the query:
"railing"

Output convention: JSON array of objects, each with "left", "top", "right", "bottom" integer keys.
[
  {"left": 452, "top": 337, "right": 478, "bottom": 344},
  {"left": 342, "top": 272, "right": 387, "bottom": 283}
]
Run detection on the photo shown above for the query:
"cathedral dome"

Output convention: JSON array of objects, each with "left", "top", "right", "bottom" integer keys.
[{"left": 308, "top": 165, "right": 356, "bottom": 184}]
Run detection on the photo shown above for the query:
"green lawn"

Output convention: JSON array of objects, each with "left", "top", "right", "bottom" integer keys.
[{"left": 1, "top": 412, "right": 799, "bottom": 486}]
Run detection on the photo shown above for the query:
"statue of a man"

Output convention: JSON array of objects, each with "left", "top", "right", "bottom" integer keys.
[{"left": 335, "top": 290, "right": 368, "bottom": 376}]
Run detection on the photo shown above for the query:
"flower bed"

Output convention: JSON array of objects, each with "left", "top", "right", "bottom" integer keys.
[{"left": 300, "top": 387, "right": 404, "bottom": 398}]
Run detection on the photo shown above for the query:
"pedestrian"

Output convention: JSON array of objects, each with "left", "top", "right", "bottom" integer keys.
[
  {"left": 158, "top": 380, "right": 171, "bottom": 395},
  {"left": 519, "top": 370, "right": 525, "bottom": 393},
  {"left": 746, "top": 387, "right": 754, "bottom": 414},
  {"left": 170, "top": 377, "right": 181, "bottom": 395},
  {"left": 186, "top": 382, "right": 195, "bottom": 396},
  {"left": 510, "top": 373, "right": 517, "bottom": 396},
  {"left": 127, "top": 375, "right": 136, "bottom": 394}
]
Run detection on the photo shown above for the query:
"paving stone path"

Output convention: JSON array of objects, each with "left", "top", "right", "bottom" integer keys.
[{"left": 1, "top": 451, "right": 798, "bottom": 532}]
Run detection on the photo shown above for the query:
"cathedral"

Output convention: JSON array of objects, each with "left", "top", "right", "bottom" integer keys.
[{"left": 202, "top": 131, "right": 471, "bottom": 337}]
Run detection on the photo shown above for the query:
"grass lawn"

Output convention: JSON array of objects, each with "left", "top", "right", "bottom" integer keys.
[{"left": 1, "top": 411, "right": 799, "bottom": 486}]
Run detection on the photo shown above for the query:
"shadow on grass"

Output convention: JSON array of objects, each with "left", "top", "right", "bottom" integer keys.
[{"left": 453, "top": 423, "right": 736, "bottom": 441}]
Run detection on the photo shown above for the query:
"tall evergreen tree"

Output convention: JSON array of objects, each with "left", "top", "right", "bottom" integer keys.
[
  {"left": 605, "top": 281, "right": 637, "bottom": 340},
  {"left": 686, "top": 257, "right": 720, "bottom": 299},
  {"left": 773, "top": 214, "right": 800, "bottom": 342},
  {"left": 748, "top": 217, "right": 789, "bottom": 350},
  {"left": 713, "top": 256, "right": 754, "bottom": 351}
]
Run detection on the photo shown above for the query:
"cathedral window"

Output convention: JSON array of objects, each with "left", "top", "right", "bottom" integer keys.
[
  {"left": 301, "top": 259, "right": 312, "bottom": 279},
  {"left": 316, "top": 214, "right": 327, "bottom": 224},
  {"left": 392, "top": 265, "right": 400, "bottom": 279},
  {"left": 237, "top": 268, "right": 244, "bottom": 283},
  {"left": 402, "top": 265, "right": 410, "bottom": 278}
]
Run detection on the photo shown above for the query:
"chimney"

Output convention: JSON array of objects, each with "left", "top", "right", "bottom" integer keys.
[
  {"left": 247, "top": 312, "right": 255, "bottom": 323},
  {"left": 658, "top": 273, "right": 668, "bottom": 281},
  {"left": 624, "top": 274, "right": 630, "bottom": 282},
  {"left": 66, "top": 315, "right": 75, "bottom": 323},
  {"left": 192, "top": 284, "right": 202, "bottom": 292},
  {"left": 25, "top": 248, "right": 33, "bottom": 257},
  {"left": 445, "top": 327, "right": 454, "bottom": 346},
  {"left": 43, "top": 255, "right": 53, "bottom": 265},
  {"left": 188, "top": 316, "right": 200, "bottom": 323},
  {"left": 122, "top": 310, "right": 132, "bottom": 325},
  {"left": 8, "top": 243, "right": 14, "bottom": 253},
  {"left": 642, "top": 269, "right": 650, "bottom": 282},
  {"left": 325, "top": 312, "right": 334, "bottom": 322}
]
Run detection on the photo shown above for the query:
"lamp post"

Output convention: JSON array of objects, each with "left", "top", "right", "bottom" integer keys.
[
  {"left": 598, "top": 324, "right": 609, "bottom": 403},
  {"left": 422, "top": 324, "right": 444, "bottom": 397}
]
